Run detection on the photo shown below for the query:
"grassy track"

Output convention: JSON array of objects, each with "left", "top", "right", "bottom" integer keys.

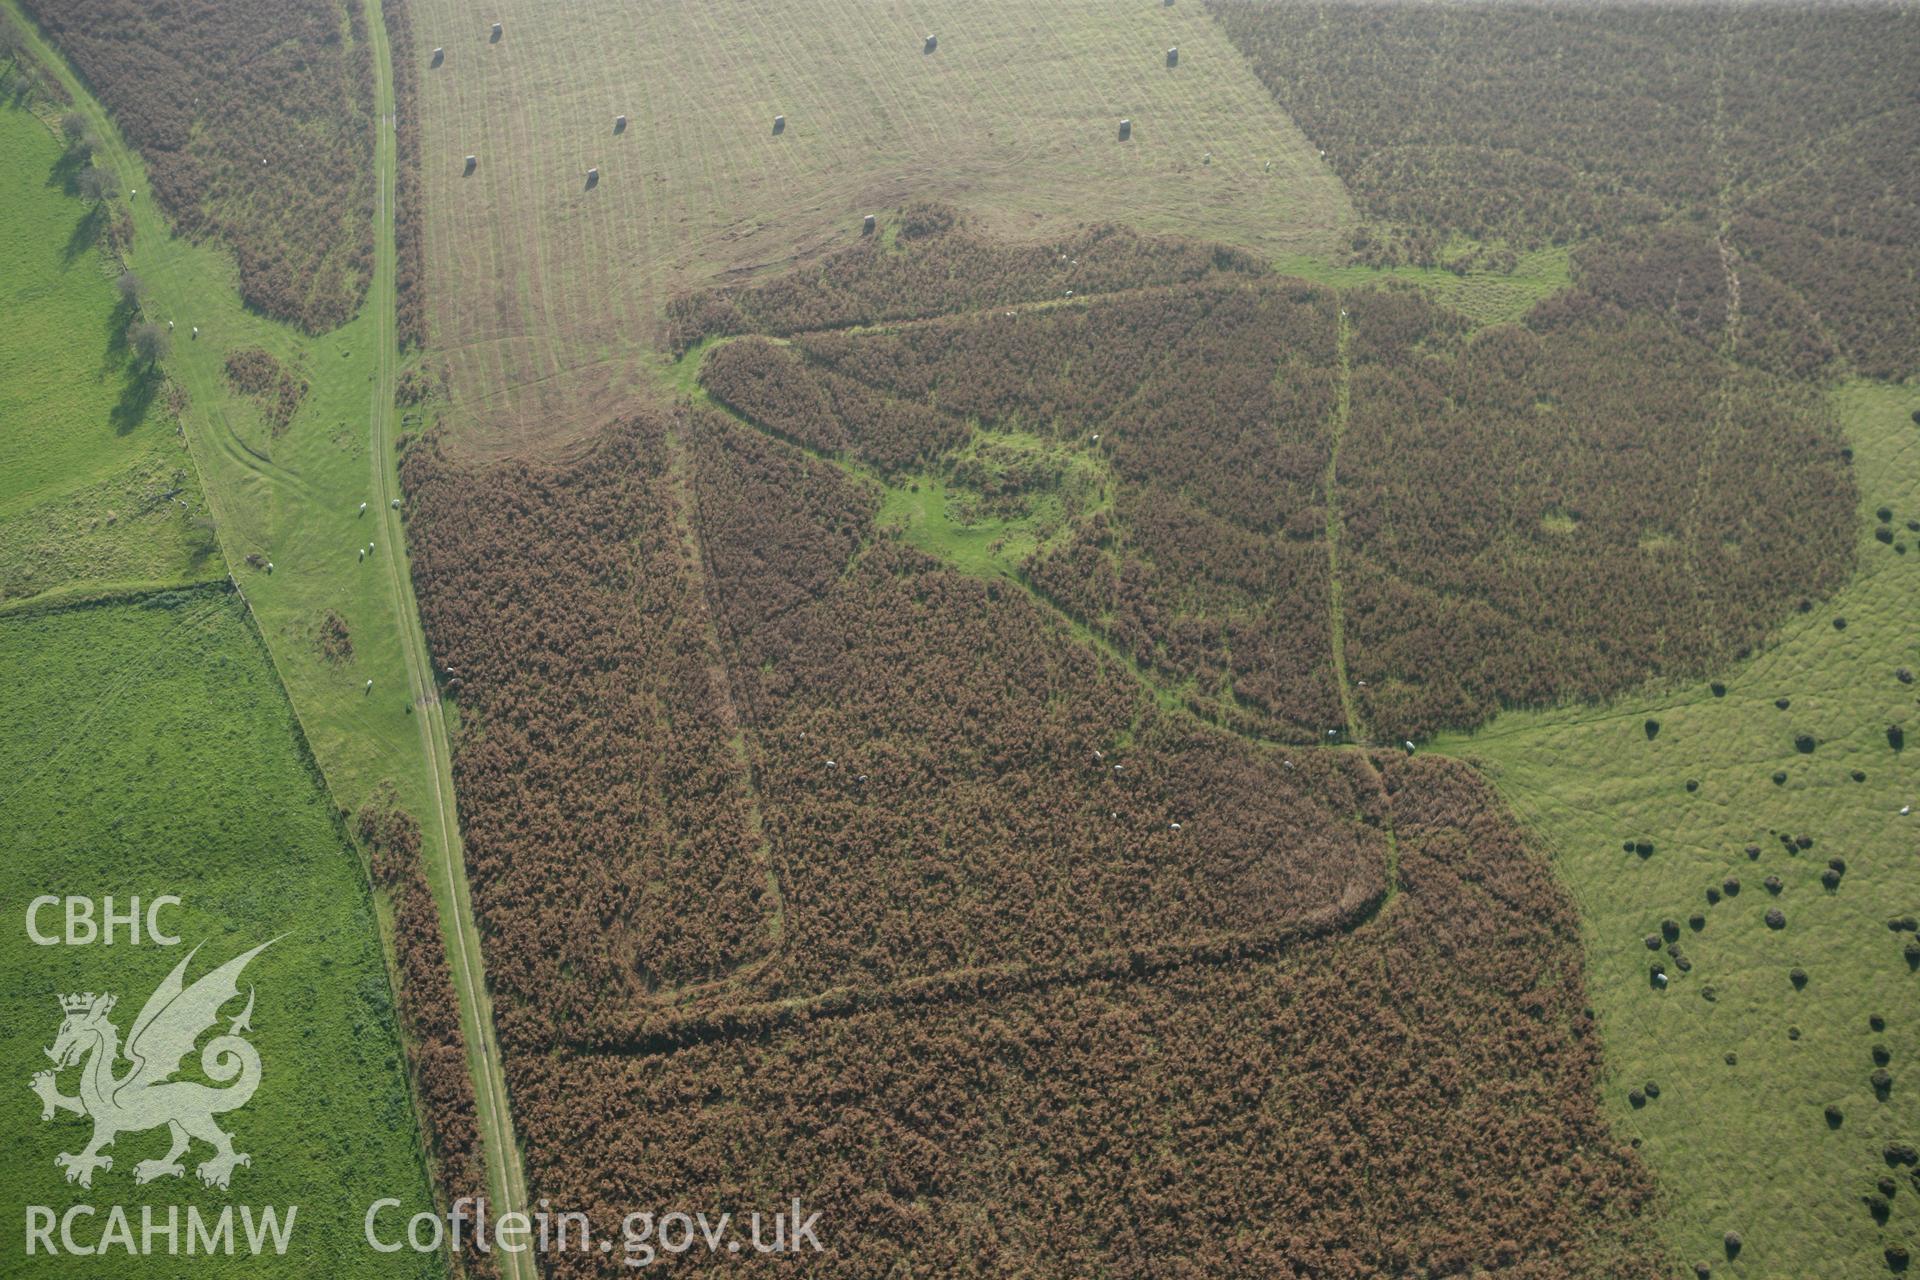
[
  {"left": 0, "top": 592, "right": 439, "bottom": 1278},
  {"left": 361, "top": 6, "right": 536, "bottom": 1271},
  {"left": 1321, "top": 306, "right": 1360, "bottom": 744},
  {"left": 1433, "top": 379, "right": 1920, "bottom": 1278},
  {"left": 405, "top": 0, "right": 1353, "bottom": 447},
  {"left": 5, "top": 3, "right": 532, "bottom": 1265}
]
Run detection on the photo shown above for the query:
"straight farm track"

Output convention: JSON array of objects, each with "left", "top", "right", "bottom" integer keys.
[{"left": 405, "top": 0, "right": 1352, "bottom": 449}]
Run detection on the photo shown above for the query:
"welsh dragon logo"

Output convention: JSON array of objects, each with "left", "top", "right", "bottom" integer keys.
[{"left": 30, "top": 941, "right": 271, "bottom": 1191}]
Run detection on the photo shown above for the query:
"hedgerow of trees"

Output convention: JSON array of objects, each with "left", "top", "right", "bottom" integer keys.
[{"left": 24, "top": 0, "right": 376, "bottom": 333}]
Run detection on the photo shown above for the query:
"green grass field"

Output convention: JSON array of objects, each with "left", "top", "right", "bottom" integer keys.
[
  {"left": 0, "top": 101, "right": 219, "bottom": 602},
  {"left": 0, "top": 591, "right": 438, "bottom": 1277},
  {"left": 1434, "top": 379, "right": 1920, "bottom": 1277},
  {"left": 408, "top": 0, "right": 1354, "bottom": 447},
  {"left": 4, "top": 9, "right": 535, "bottom": 1272}
]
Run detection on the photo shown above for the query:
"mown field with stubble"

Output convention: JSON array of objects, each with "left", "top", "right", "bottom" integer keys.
[{"left": 405, "top": 0, "right": 1352, "bottom": 449}]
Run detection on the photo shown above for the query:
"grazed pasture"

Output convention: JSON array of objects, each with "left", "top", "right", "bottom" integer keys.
[{"left": 1436, "top": 381, "right": 1920, "bottom": 1278}]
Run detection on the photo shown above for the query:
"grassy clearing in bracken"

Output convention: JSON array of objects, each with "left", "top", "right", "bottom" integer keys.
[
  {"left": 406, "top": 0, "right": 1353, "bottom": 447},
  {"left": 1434, "top": 379, "right": 1920, "bottom": 1278},
  {"left": 0, "top": 590, "right": 437, "bottom": 1278},
  {"left": 0, "top": 101, "right": 219, "bottom": 601}
]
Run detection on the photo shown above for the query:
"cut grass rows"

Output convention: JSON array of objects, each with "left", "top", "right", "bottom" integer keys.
[{"left": 407, "top": 0, "right": 1352, "bottom": 448}]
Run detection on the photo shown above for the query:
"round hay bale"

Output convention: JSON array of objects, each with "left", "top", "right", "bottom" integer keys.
[{"left": 1766, "top": 907, "right": 1787, "bottom": 929}]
